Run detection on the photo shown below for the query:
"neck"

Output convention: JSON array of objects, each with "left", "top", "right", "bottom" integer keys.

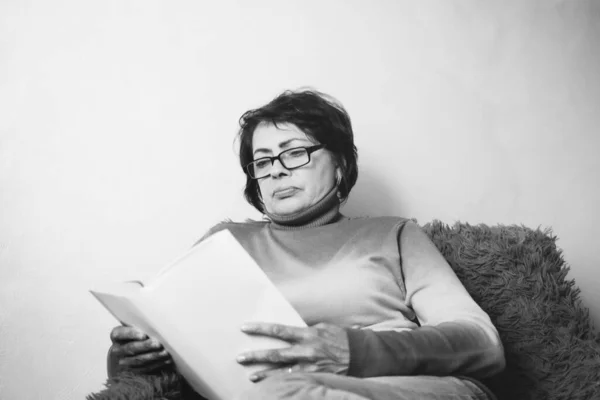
[{"left": 265, "top": 186, "right": 342, "bottom": 230}]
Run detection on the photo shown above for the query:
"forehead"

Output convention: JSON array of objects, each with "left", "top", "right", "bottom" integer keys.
[{"left": 252, "top": 122, "right": 313, "bottom": 150}]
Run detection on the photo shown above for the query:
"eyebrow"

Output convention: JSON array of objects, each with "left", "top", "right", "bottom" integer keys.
[{"left": 253, "top": 138, "right": 310, "bottom": 156}]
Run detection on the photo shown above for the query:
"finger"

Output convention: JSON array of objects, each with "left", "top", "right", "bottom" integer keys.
[
  {"left": 241, "top": 323, "right": 308, "bottom": 342},
  {"left": 237, "top": 346, "right": 316, "bottom": 365},
  {"left": 110, "top": 325, "right": 148, "bottom": 343},
  {"left": 118, "top": 337, "right": 163, "bottom": 357},
  {"left": 248, "top": 365, "right": 293, "bottom": 383},
  {"left": 128, "top": 357, "right": 174, "bottom": 374},
  {"left": 249, "top": 364, "right": 316, "bottom": 383},
  {"left": 119, "top": 349, "right": 171, "bottom": 368}
]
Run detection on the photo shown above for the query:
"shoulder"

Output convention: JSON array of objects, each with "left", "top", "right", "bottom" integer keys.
[
  {"left": 339, "top": 215, "right": 420, "bottom": 242},
  {"left": 343, "top": 215, "right": 417, "bottom": 230},
  {"left": 194, "top": 218, "right": 268, "bottom": 246},
  {"left": 396, "top": 219, "right": 441, "bottom": 254}
]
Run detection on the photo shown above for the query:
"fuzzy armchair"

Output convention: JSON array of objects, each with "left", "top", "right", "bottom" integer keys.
[{"left": 87, "top": 221, "right": 600, "bottom": 400}]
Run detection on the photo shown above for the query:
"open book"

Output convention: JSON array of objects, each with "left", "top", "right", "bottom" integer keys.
[{"left": 90, "top": 229, "right": 307, "bottom": 400}]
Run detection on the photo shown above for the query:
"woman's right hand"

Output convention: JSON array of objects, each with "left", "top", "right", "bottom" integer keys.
[{"left": 109, "top": 325, "right": 172, "bottom": 374}]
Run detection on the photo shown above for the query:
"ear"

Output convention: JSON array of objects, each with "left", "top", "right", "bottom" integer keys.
[
  {"left": 335, "top": 158, "right": 346, "bottom": 182},
  {"left": 334, "top": 164, "right": 344, "bottom": 186}
]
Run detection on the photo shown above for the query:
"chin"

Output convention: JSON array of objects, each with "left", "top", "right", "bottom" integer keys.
[{"left": 268, "top": 198, "right": 306, "bottom": 215}]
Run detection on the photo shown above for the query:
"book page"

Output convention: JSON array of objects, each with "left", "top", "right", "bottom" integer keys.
[
  {"left": 91, "top": 229, "right": 306, "bottom": 400},
  {"left": 90, "top": 282, "right": 149, "bottom": 331}
]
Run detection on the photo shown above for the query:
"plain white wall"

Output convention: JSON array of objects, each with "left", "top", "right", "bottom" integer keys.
[{"left": 1, "top": 1, "right": 599, "bottom": 399}]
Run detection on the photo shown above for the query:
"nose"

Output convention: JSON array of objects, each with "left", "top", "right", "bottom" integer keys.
[{"left": 269, "top": 158, "right": 290, "bottom": 178}]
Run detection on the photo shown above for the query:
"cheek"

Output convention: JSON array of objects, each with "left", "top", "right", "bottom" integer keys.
[
  {"left": 316, "top": 165, "right": 336, "bottom": 187},
  {"left": 257, "top": 180, "right": 275, "bottom": 202},
  {"left": 257, "top": 180, "right": 268, "bottom": 196}
]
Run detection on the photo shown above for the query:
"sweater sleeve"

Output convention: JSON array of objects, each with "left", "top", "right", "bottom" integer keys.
[{"left": 346, "top": 221, "right": 505, "bottom": 379}]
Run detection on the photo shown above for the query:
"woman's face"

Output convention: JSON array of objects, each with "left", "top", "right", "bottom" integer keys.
[{"left": 252, "top": 122, "right": 339, "bottom": 216}]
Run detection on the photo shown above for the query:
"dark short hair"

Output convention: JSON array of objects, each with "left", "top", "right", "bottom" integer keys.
[{"left": 237, "top": 89, "right": 359, "bottom": 213}]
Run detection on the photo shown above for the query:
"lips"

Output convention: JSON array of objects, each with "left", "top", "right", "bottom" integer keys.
[{"left": 273, "top": 187, "right": 299, "bottom": 197}]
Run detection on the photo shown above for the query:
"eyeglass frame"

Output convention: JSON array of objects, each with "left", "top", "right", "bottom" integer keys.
[{"left": 244, "top": 144, "right": 327, "bottom": 179}]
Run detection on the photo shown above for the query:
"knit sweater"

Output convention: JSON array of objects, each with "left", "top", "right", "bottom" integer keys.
[{"left": 198, "top": 189, "right": 505, "bottom": 382}]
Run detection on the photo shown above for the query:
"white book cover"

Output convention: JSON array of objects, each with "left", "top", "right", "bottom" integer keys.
[{"left": 90, "top": 229, "right": 307, "bottom": 400}]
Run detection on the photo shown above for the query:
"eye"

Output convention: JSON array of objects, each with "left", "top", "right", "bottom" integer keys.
[
  {"left": 254, "top": 159, "right": 271, "bottom": 169},
  {"left": 286, "top": 149, "right": 306, "bottom": 158}
]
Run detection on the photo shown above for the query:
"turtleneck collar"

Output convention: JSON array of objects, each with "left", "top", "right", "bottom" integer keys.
[{"left": 264, "top": 185, "right": 343, "bottom": 230}]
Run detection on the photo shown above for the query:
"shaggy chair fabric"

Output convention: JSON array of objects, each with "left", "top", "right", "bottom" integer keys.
[
  {"left": 87, "top": 221, "right": 600, "bottom": 400},
  {"left": 86, "top": 371, "right": 187, "bottom": 400},
  {"left": 424, "top": 220, "right": 600, "bottom": 400}
]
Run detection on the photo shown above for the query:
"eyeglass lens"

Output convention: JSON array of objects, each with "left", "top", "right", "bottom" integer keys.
[{"left": 251, "top": 148, "right": 309, "bottom": 178}]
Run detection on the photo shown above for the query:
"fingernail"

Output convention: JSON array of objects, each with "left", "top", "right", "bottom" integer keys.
[
  {"left": 249, "top": 375, "right": 258, "bottom": 382},
  {"left": 236, "top": 355, "right": 246, "bottom": 363},
  {"left": 241, "top": 323, "right": 256, "bottom": 331},
  {"left": 136, "top": 330, "right": 147, "bottom": 338}
]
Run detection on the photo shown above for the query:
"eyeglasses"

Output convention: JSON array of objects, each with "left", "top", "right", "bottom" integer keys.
[{"left": 244, "top": 144, "right": 326, "bottom": 179}]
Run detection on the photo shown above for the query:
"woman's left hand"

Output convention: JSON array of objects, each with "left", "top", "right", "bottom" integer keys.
[{"left": 236, "top": 322, "right": 350, "bottom": 382}]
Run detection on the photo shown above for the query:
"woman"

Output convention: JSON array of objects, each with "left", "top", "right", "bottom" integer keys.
[{"left": 108, "top": 89, "right": 505, "bottom": 400}]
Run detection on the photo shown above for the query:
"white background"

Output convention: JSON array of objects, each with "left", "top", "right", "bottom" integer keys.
[{"left": 1, "top": 1, "right": 599, "bottom": 399}]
